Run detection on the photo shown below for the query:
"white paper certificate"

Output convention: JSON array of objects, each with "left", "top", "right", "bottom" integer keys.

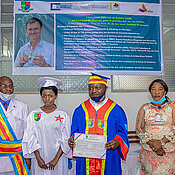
[{"left": 73, "top": 133, "right": 107, "bottom": 159}]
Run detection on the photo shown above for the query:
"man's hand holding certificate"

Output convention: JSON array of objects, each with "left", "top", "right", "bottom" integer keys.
[
  {"left": 68, "top": 133, "right": 120, "bottom": 159},
  {"left": 73, "top": 133, "right": 107, "bottom": 159}
]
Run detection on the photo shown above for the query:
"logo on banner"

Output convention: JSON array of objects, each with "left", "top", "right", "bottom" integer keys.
[
  {"left": 139, "top": 4, "right": 147, "bottom": 12},
  {"left": 18, "top": 1, "right": 33, "bottom": 12},
  {"left": 34, "top": 113, "right": 41, "bottom": 121},
  {"left": 110, "top": 2, "right": 120, "bottom": 11},
  {"left": 139, "top": 4, "right": 153, "bottom": 13},
  {"left": 88, "top": 119, "right": 95, "bottom": 128},
  {"left": 51, "top": 3, "right": 72, "bottom": 11},
  {"left": 98, "top": 120, "right": 105, "bottom": 129}
]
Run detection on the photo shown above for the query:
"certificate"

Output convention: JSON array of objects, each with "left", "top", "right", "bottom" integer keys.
[{"left": 73, "top": 133, "right": 107, "bottom": 159}]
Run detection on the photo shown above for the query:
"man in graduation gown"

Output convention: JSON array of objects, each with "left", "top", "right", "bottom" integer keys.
[{"left": 68, "top": 73, "right": 129, "bottom": 175}]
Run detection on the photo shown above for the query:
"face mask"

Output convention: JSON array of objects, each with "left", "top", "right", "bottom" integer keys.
[
  {"left": 151, "top": 96, "right": 166, "bottom": 104},
  {"left": 0, "top": 92, "right": 13, "bottom": 101},
  {"left": 90, "top": 91, "right": 106, "bottom": 103}
]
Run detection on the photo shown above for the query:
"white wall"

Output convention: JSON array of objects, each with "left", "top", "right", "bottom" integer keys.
[
  {"left": 15, "top": 91, "right": 175, "bottom": 131},
  {"left": 164, "top": 39, "right": 175, "bottom": 56}
]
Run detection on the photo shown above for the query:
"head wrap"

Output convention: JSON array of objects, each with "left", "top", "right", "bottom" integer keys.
[{"left": 88, "top": 73, "right": 110, "bottom": 86}]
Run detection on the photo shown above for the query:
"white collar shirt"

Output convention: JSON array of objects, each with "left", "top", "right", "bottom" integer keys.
[{"left": 89, "top": 96, "right": 108, "bottom": 111}]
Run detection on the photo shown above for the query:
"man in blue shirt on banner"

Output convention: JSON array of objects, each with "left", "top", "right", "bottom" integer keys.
[
  {"left": 0, "top": 76, "right": 30, "bottom": 175},
  {"left": 68, "top": 73, "right": 129, "bottom": 175},
  {"left": 15, "top": 17, "right": 54, "bottom": 67}
]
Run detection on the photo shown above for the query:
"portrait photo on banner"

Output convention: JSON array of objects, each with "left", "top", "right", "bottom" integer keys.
[{"left": 13, "top": 14, "right": 54, "bottom": 75}]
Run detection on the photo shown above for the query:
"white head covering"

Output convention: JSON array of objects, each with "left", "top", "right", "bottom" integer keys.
[{"left": 37, "top": 77, "right": 63, "bottom": 88}]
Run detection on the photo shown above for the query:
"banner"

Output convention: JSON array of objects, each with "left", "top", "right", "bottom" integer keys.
[{"left": 13, "top": 0, "right": 163, "bottom": 75}]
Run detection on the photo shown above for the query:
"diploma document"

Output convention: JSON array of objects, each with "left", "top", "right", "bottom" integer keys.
[{"left": 73, "top": 133, "right": 107, "bottom": 159}]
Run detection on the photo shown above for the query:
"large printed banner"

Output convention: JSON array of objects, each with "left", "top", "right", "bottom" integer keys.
[{"left": 13, "top": 0, "right": 163, "bottom": 75}]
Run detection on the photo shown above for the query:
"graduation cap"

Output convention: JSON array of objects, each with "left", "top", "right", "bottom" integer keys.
[
  {"left": 37, "top": 77, "right": 63, "bottom": 88},
  {"left": 88, "top": 73, "right": 110, "bottom": 86}
]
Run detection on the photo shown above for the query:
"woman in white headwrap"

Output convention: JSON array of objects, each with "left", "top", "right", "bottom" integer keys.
[{"left": 22, "top": 77, "right": 71, "bottom": 175}]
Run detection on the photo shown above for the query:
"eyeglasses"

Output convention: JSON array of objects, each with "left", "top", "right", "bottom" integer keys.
[{"left": 0, "top": 84, "right": 14, "bottom": 89}]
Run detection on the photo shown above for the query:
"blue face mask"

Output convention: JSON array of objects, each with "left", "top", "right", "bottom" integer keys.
[
  {"left": 151, "top": 96, "right": 166, "bottom": 104},
  {"left": 91, "top": 91, "right": 106, "bottom": 103}
]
